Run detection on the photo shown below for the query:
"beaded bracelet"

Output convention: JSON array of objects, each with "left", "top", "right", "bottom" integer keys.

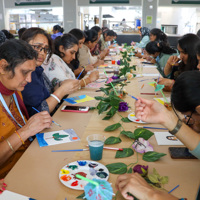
[
  {"left": 6, "top": 139, "right": 15, "bottom": 153},
  {"left": 15, "top": 130, "right": 25, "bottom": 145}
]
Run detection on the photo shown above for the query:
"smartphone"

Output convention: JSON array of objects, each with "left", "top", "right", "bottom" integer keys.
[
  {"left": 61, "top": 105, "right": 89, "bottom": 113},
  {"left": 168, "top": 147, "right": 197, "bottom": 159}
]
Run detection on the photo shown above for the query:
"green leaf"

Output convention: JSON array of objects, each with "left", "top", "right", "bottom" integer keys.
[
  {"left": 115, "top": 148, "right": 134, "bottom": 158},
  {"left": 143, "top": 151, "right": 166, "bottom": 162},
  {"left": 98, "top": 102, "right": 111, "bottom": 114},
  {"left": 152, "top": 168, "right": 161, "bottom": 178},
  {"left": 102, "top": 115, "right": 112, "bottom": 120},
  {"left": 89, "top": 107, "right": 96, "bottom": 110},
  {"left": 76, "top": 192, "right": 85, "bottom": 199},
  {"left": 99, "top": 87, "right": 109, "bottom": 95},
  {"left": 106, "top": 162, "right": 127, "bottom": 174},
  {"left": 104, "top": 123, "right": 121, "bottom": 132},
  {"left": 148, "top": 174, "right": 159, "bottom": 183},
  {"left": 94, "top": 96, "right": 110, "bottom": 102},
  {"left": 121, "top": 117, "right": 131, "bottom": 123},
  {"left": 127, "top": 167, "right": 133, "bottom": 174},
  {"left": 134, "top": 128, "right": 154, "bottom": 140},
  {"left": 105, "top": 136, "right": 122, "bottom": 145},
  {"left": 120, "top": 130, "right": 135, "bottom": 139},
  {"left": 127, "top": 57, "right": 131, "bottom": 61},
  {"left": 106, "top": 107, "right": 118, "bottom": 116},
  {"left": 160, "top": 176, "right": 169, "bottom": 185}
]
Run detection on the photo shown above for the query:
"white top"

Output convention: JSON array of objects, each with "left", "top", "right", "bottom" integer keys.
[
  {"left": 42, "top": 54, "right": 75, "bottom": 87},
  {"left": 78, "top": 44, "right": 98, "bottom": 67}
]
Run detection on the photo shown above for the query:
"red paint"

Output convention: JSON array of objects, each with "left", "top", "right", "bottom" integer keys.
[
  {"left": 74, "top": 172, "right": 87, "bottom": 180},
  {"left": 72, "top": 137, "right": 78, "bottom": 140},
  {"left": 136, "top": 119, "right": 140, "bottom": 122},
  {"left": 71, "top": 180, "right": 78, "bottom": 186}
]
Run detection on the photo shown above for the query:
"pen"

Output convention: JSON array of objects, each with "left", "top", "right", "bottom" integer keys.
[
  {"left": 168, "top": 185, "right": 180, "bottom": 194},
  {"left": 32, "top": 107, "right": 62, "bottom": 127},
  {"left": 141, "top": 93, "right": 159, "bottom": 95}
]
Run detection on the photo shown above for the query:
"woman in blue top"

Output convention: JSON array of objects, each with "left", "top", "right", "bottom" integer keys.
[
  {"left": 51, "top": 25, "right": 64, "bottom": 40},
  {"left": 21, "top": 28, "right": 80, "bottom": 117},
  {"left": 132, "top": 27, "right": 150, "bottom": 49},
  {"left": 145, "top": 41, "right": 177, "bottom": 78}
]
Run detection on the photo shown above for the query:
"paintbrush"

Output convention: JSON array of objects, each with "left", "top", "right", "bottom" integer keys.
[{"left": 135, "top": 126, "right": 168, "bottom": 130}]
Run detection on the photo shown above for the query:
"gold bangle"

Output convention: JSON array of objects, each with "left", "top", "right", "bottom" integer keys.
[
  {"left": 6, "top": 139, "right": 15, "bottom": 153},
  {"left": 82, "top": 79, "right": 86, "bottom": 87},
  {"left": 15, "top": 130, "right": 25, "bottom": 145}
]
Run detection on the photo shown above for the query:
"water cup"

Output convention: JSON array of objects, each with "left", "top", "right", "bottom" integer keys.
[
  {"left": 137, "top": 63, "right": 143, "bottom": 75},
  {"left": 111, "top": 59, "right": 116, "bottom": 65},
  {"left": 113, "top": 66, "right": 119, "bottom": 75},
  {"left": 87, "top": 134, "right": 105, "bottom": 161}
]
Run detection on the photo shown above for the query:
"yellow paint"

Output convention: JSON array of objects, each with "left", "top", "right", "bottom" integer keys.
[
  {"left": 154, "top": 98, "right": 165, "bottom": 105},
  {"left": 60, "top": 169, "right": 70, "bottom": 175},
  {"left": 75, "top": 95, "right": 94, "bottom": 103},
  {"left": 130, "top": 114, "right": 135, "bottom": 117}
]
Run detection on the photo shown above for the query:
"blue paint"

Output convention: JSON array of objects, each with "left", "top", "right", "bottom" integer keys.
[
  {"left": 77, "top": 161, "right": 87, "bottom": 166},
  {"left": 89, "top": 140, "right": 104, "bottom": 161}
]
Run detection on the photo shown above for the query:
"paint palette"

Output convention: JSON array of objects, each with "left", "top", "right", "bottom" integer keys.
[
  {"left": 59, "top": 160, "right": 109, "bottom": 190},
  {"left": 128, "top": 112, "right": 147, "bottom": 124}
]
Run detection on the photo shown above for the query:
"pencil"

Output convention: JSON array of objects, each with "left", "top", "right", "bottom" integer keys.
[
  {"left": 52, "top": 149, "right": 89, "bottom": 152},
  {"left": 141, "top": 84, "right": 144, "bottom": 89},
  {"left": 32, "top": 107, "right": 62, "bottom": 127},
  {"left": 135, "top": 126, "right": 168, "bottom": 130},
  {"left": 77, "top": 68, "right": 85, "bottom": 80},
  {"left": 168, "top": 185, "right": 179, "bottom": 194},
  {"left": 141, "top": 93, "right": 159, "bottom": 95}
]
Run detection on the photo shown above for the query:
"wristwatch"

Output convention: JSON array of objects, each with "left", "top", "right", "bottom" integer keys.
[{"left": 169, "top": 119, "right": 182, "bottom": 135}]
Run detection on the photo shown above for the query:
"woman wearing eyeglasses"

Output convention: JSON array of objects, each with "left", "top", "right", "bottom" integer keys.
[
  {"left": 0, "top": 39, "right": 52, "bottom": 178},
  {"left": 21, "top": 28, "right": 80, "bottom": 117}
]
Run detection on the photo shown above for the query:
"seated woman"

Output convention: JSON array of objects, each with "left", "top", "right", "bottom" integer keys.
[
  {"left": 51, "top": 25, "right": 64, "bottom": 40},
  {"left": 145, "top": 41, "right": 177, "bottom": 78},
  {"left": 0, "top": 39, "right": 52, "bottom": 178},
  {"left": 78, "top": 29, "right": 104, "bottom": 67},
  {"left": 21, "top": 27, "right": 80, "bottom": 117},
  {"left": 135, "top": 71, "right": 200, "bottom": 159},
  {"left": 131, "top": 27, "right": 150, "bottom": 49},
  {"left": 158, "top": 33, "right": 199, "bottom": 90},
  {"left": 98, "top": 29, "right": 115, "bottom": 53},
  {"left": 69, "top": 28, "right": 95, "bottom": 77},
  {"left": 44, "top": 33, "right": 99, "bottom": 88}
]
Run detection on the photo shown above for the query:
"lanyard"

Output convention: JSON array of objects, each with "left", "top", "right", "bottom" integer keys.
[{"left": 0, "top": 92, "right": 26, "bottom": 128}]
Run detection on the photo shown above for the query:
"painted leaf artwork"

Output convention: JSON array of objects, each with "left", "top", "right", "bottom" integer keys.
[
  {"left": 36, "top": 129, "right": 80, "bottom": 147},
  {"left": 59, "top": 160, "right": 109, "bottom": 190}
]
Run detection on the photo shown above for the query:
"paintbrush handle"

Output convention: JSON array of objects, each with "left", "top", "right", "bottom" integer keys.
[{"left": 52, "top": 149, "right": 88, "bottom": 152}]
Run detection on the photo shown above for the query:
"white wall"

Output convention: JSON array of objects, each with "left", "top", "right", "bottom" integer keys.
[{"left": 157, "top": 7, "right": 197, "bottom": 35}]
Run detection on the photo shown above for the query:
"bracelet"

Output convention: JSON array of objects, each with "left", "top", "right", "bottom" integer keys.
[
  {"left": 51, "top": 94, "right": 61, "bottom": 103},
  {"left": 6, "top": 139, "right": 15, "bottom": 153},
  {"left": 82, "top": 79, "right": 86, "bottom": 87},
  {"left": 169, "top": 119, "right": 182, "bottom": 135},
  {"left": 15, "top": 130, "right": 25, "bottom": 145}
]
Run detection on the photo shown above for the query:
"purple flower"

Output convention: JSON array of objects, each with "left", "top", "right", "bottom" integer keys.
[
  {"left": 118, "top": 102, "right": 129, "bottom": 112},
  {"left": 112, "top": 75, "right": 119, "bottom": 79},
  {"left": 132, "top": 138, "right": 154, "bottom": 153},
  {"left": 133, "top": 164, "right": 148, "bottom": 177},
  {"left": 117, "top": 60, "right": 121, "bottom": 65}
]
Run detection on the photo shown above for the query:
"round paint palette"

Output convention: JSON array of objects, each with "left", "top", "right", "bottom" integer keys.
[
  {"left": 59, "top": 160, "right": 109, "bottom": 190},
  {"left": 128, "top": 112, "right": 146, "bottom": 124}
]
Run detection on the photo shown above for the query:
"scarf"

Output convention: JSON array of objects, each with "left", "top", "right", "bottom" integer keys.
[{"left": 0, "top": 81, "right": 29, "bottom": 119}]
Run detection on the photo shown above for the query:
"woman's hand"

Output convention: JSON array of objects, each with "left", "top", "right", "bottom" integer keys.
[
  {"left": 0, "top": 179, "right": 7, "bottom": 194},
  {"left": 20, "top": 111, "right": 52, "bottom": 137},
  {"left": 167, "top": 55, "right": 180, "bottom": 66},
  {"left": 60, "top": 79, "right": 80, "bottom": 94},
  {"left": 85, "top": 64, "right": 94, "bottom": 72},
  {"left": 116, "top": 173, "right": 152, "bottom": 200},
  {"left": 156, "top": 77, "right": 174, "bottom": 87},
  {"left": 88, "top": 71, "right": 99, "bottom": 82}
]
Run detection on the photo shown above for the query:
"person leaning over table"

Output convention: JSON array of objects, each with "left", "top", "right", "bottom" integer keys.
[
  {"left": 145, "top": 41, "right": 178, "bottom": 78},
  {"left": 157, "top": 33, "right": 199, "bottom": 91},
  {"left": 0, "top": 39, "right": 52, "bottom": 179},
  {"left": 78, "top": 29, "right": 104, "bottom": 68},
  {"left": 43, "top": 33, "right": 99, "bottom": 88},
  {"left": 135, "top": 71, "right": 200, "bottom": 158},
  {"left": 21, "top": 27, "right": 80, "bottom": 117},
  {"left": 69, "top": 28, "right": 95, "bottom": 78}
]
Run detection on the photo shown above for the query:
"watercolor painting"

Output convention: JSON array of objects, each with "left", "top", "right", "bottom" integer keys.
[
  {"left": 154, "top": 97, "right": 171, "bottom": 105},
  {"left": 0, "top": 190, "right": 36, "bottom": 200},
  {"left": 36, "top": 129, "right": 80, "bottom": 147},
  {"left": 63, "top": 95, "right": 94, "bottom": 104},
  {"left": 154, "top": 132, "right": 183, "bottom": 146},
  {"left": 59, "top": 160, "right": 109, "bottom": 190}
]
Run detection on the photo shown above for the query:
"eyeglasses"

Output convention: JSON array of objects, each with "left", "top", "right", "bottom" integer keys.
[
  {"left": 186, "top": 111, "right": 194, "bottom": 125},
  {"left": 31, "top": 45, "right": 50, "bottom": 54}
]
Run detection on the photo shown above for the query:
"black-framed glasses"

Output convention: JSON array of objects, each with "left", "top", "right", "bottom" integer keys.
[
  {"left": 31, "top": 45, "right": 50, "bottom": 54},
  {"left": 186, "top": 111, "right": 194, "bottom": 125}
]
